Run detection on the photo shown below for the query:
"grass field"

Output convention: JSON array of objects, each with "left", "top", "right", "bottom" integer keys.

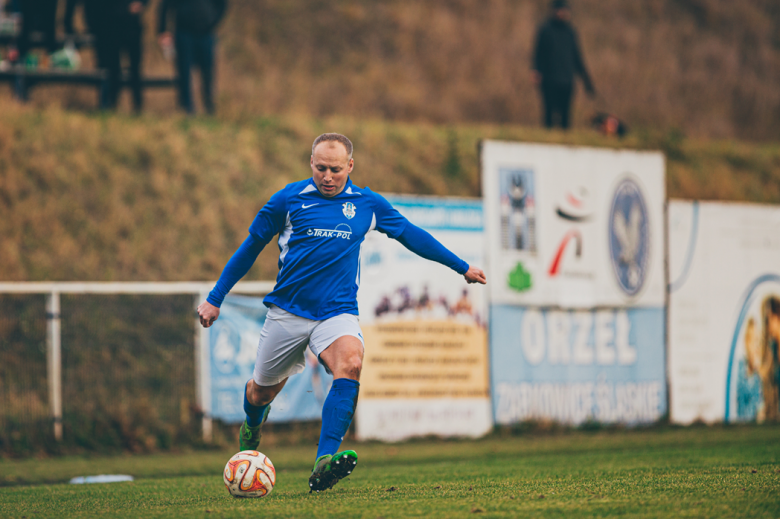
[{"left": 1, "top": 425, "right": 778, "bottom": 518}]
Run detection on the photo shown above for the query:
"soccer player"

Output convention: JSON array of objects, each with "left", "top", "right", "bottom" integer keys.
[{"left": 197, "top": 133, "right": 487, "bottom": 492}]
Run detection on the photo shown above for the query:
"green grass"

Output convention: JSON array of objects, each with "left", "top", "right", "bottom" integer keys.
[{"left": 1, "top": 425, "right": 779, "bottom": 518}]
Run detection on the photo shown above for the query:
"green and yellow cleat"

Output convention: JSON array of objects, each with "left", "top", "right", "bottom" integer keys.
[
  {"left": 308, "top": 450, "right": 358, "bottom": 493},
  {"left": 238, "top": 405, "right": 271, "bottom": 452}
]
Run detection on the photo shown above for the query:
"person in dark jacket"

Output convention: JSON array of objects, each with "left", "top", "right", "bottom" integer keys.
[
  {"left": 532, "top": 0, "right": 595, "bottom": 130},
  {"left": 106, "top": 0, "right": 147, "bottom": 111},
  {"left": 65, "top": 0, "right": 147, "bottom": 111},
  {"left": 158, "top": 0, "right": 227, "bottom": 114}
]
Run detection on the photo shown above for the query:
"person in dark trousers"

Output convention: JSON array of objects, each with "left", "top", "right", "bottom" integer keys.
[
  {"left": 65, "top": 0, "right": 147, "bottom": 111},
  {"left": 105, "top": 0, "right": 147, "bottom": 111},
  {"left": 65, "top": 0, "right": 109, "bottom": 104},
  {"left": 532, "top": 0, "right": 595, "bottom": 130},
  {"left": 157, "top": 0, "right": 227, "bottom": 115}
]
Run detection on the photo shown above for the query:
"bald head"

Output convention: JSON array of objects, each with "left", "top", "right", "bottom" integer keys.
[{"left": 311, "top": 133, "right": 353, "bottom": 159}]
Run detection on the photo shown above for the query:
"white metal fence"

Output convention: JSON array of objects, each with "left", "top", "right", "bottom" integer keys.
[{"left": 0, "top": 281, "right": 273, "bottom": 448}]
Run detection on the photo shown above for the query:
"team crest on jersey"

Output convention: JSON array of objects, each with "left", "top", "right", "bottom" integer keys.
[{"left": 342, "top": 202, "right": 356, "bottom": 219}]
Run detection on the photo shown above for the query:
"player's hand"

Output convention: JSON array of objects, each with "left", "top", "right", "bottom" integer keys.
[
  {"left": 197, "top": 300, "right": 220, "bottom": 328},
  {"left": 464, "top": 266, "right": 487, "bottom": 285}
]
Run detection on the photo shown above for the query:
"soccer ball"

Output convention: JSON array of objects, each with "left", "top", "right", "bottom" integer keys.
[{"left": 223, "top": 450, "right": 276, "bottom": 498}]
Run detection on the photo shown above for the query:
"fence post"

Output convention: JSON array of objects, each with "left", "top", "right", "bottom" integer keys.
[
  {"left": 46, "top": 291, "right": 63, "bottom": 441},
  {"left": 194, "top": 293, "right": 212, "bottom": 443}
]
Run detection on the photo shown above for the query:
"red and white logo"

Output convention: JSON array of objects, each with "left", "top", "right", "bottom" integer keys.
[
  {"left": 548, "top": 186, "right": 592, "bottom": 277},
  {"left": 548, "top": 229, "right": 582, "bottom": 276},
  {"left": 555, "top": 186, "right": 592, "bottom": 222}
]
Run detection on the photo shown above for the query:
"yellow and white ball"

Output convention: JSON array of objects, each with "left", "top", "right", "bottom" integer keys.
[{"left": 223, "top": 450, "right": 276, "bottom": 498}]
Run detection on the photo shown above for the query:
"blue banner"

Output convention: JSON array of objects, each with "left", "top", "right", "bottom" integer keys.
[
  {"left": 384, "top": 196, "right": 483, "bottom": 232},
  {"left": 490, "top": 305, "right": 666, "bottom": 425},
  {"left": 209, "top": 295, "right": 331, "bottom": 423}
]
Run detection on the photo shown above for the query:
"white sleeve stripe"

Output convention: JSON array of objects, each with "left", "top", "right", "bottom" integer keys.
[
  {"left": 356, "top": 244, "right": 362, "bottom": 287},
  {"left": 278, "top": 212, "right": 293, "bottom": 264}
]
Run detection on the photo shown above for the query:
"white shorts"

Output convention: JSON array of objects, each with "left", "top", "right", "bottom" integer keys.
[{"left": 252, "top": 305, "right": 364, "bottom": 386}]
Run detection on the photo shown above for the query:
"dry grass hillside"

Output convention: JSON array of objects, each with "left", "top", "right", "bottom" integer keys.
[
  {"left": 0, "top": 99, "right": 778, "bottom": 282},
  {"left": 24, "top": 0, "right": 780, "bottom": 142}
]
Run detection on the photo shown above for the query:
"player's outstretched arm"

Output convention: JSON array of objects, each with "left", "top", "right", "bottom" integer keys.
[
  {"left": 464, "top": 265, "right": 487, "bottom": 285},
  {"left": 395, "top": 223, "right": 487, "bottom": 285},
  {"left": 372, "top": 191, "right": 487, "bottom": 285}
]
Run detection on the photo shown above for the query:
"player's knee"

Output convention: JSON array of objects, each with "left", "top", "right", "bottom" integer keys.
[
  {"left": 249, "top": 383, "right": 278, "bottom": 406},
  {"left": 343, "top": 353, "right": 362, "bottom": 380}
]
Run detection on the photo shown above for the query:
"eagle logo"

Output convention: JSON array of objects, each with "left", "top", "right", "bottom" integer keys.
[
  {"left": 342, "top": 202, "right": 356, "bottom": 219},
  {"left": 609, "top": 177, "right": 650, "bottom": 296}
]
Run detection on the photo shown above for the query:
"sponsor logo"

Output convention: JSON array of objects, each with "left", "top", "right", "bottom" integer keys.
[
  {"left": 609, "top": 177, "right": 650, "bottom": 296},
  {"left": 548, "top": 229, "right": 582, "bottom": 276},
  {"left": 301, "top": 203, "right": 319, "bottom": 209},
  {"left": 548, "top": 185, "right": 591, "bottom": 278},
  {"left": 499, "top": 168, "right": 537, "bottom": 252},
  {"left": 342, "top": 202, "right": 356, "bottom": 219},
  {"left": 307, "top": 223, "right": 353, "bottom": 240},
  {"left": 508, "top": 262, "right": 532, "bottom": 292},
  {"left": 555, "top": 186, "right": 592, "bottom": 222}
]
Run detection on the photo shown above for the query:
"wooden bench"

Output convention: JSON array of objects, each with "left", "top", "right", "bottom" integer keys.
[
  {"left": 0, "top": 66, "right": 176, "bottom": 106},
  {"left": 0, "top": 33, "right": 95, "bottom": 49}
]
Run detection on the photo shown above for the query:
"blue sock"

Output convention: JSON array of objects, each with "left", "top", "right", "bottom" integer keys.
[
  {"left": 244, "top": 381, "right": 270, "bottom": 427},
  {"left": 316, "top": 378, "right": 360, "bottom": 459}
]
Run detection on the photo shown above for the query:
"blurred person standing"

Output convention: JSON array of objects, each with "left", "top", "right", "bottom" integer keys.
[
  {"left": 157, "top": 0, "right": 227, "bottom": 115},
  {"left": 64, "top": 0, "right": 106, "bottom": 62},
  {"left": 531, "top": 0, "right": 595, "bottom": 130},
  {"left": 65, "top": 0, "right": 147, "bottom": 111},
  {"left": 105, "top": 0, "right": 147, "bottom": 112}
]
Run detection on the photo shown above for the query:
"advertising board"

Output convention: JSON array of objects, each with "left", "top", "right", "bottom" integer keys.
[
  {"left": 491, "top": 306, "right": 665, "bottom": 424},
  {"left": 482, "top": 141, "right": 667, "bottom": 425},
  {"left": 481, "top": 141, "right": 666, "bottom": 308},
  {"left": 355, "top": 195, "right": 492, "bottom": 441},
  {"left": 669, "top": 200, "right": 780, "bottom": 423}
]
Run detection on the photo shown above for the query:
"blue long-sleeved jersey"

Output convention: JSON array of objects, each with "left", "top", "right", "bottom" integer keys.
[{"left": 208, "top": 177, "right": 469, "bottom": 320}]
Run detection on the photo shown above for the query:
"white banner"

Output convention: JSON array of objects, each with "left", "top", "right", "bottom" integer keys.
[
  {"left": 355, "top": 195, "right": 492, "bottom": 441},
  {"left": 482, "top": 141, "right": 667, "bottom": 426},
  {"left": 481, "top": 141, "right": 665, "bottom": 308},
  {"left": 669, "top": 200, "right": 780, "bottom": 424}
]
